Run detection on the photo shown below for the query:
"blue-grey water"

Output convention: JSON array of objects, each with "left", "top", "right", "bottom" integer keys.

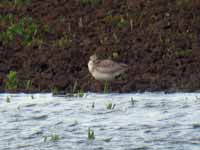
[{"left": 0, "top": 93, "right": 200, "bottom": 150}]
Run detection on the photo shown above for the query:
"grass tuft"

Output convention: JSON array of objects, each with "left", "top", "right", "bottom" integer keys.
[
  {"left": 25, "top": 80, "right": 33, "bottom": 90},
  {"left": 5, "top": 71, "right": 18, "bottom": 90},
  {"left": 88, "top": 128, "right": 95, "bottom": 140},
  {"left": 50, "top": 134, "right": 60, "bottom": 141},
  {"left": 52, "top": 87, "right": 59, "bottom": 95},
  {"left": 77, "top": 89, "right": 84, "bottom": 97},
  {"left": 106, "top": 102, "right": 115, "bottom": 110}
]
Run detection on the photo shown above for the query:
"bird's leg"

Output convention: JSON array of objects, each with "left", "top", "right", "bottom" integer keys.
[{"left": 103, "top": 81, "right": 109, "bottom": 93}]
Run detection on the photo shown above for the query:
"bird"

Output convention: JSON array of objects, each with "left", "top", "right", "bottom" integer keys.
[{"left": 88, "top": 54, "right": 128, "bottom": 81}]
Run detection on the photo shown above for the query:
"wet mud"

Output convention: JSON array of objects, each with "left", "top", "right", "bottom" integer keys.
[{"left": 1, "top": 0, "right": 200, "bottom": 92}]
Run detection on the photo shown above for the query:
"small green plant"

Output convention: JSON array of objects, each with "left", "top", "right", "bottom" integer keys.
[
  {"left": 43, "top": 134, "right": 60, "bottom": 142},
  {"left": 52, "top": 87, "right": 59, "bottom": 95},
  {"left": 77, "top": 89, "right": 84, "bottom": 97},
  {"left": 42, "top": 24, "right": 50, "bottom": 33},
  {"left": 25, "top": 80, "right": 33, "bottom": 90},
  {"left": 0, "top": 16, "right": 37, "bottom": 46},
  {"left": 6, "top": 96, "right": 11, "bottom": 103},
  {"left": 50, "top": 134, "right": 60, "bottom": 141},
  {"left": 88, "top": 128, "right": 95, "bottom": 140},
  {"left": 106, "top": 102, "right": 115, "bottom": 110},
  {"left": 116, "top": 16, "right": 129, "bottom": 29},
  {"left": 5, "top": 71, "right": 18, "bottom": 90},
  {"left": 52, "top": 35, "right": 72, "bottom": 48},
  {"left": 104, "top": 15, "right": 129, "bottom": 29},
  {"left": 0, "top": 14, "right": 14, "bottom": 27}
]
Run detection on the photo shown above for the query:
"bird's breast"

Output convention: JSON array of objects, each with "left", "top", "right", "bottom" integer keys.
[{"left": 88, "top": 60, "right": 94, "bottom": 73}]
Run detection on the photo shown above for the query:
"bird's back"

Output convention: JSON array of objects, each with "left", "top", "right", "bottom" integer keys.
[{"left": 95, "top": 59, "right": 128, "bottom": 74}]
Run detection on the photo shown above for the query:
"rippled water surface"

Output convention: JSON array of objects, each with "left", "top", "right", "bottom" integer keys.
[{"left": 0, "top": 93, "right": 200, "bottom": 150}]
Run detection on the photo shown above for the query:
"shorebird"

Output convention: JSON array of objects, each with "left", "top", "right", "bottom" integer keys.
[{"left": 88, "top": 54, "right": 128, "bottom": 82}]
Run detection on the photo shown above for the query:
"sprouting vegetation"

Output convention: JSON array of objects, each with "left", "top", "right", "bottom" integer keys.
[
  {"left": 30, "top": 38, "right": 44, "bottom": 48},
  {"left": 5, "top": 71, "right": 18, "bottom": 90},
  {"left": 25, "top": 80, "right": 33, "bottom": 90},
  {"left": 116, "top": 17, "right": 129, "bottom": 29},
  {"left": 43, "top": 134, "right": 60, "bottom": 142},
  {"left": 52, "top": 35, "right": 72, "bottom": 48},
  {"left": 0, "top": 14, "right": 14, "bottom": 27},
  {"left": 88, "top": 128, "right": 95, "bottom": 140},
  {"left": 0, "top": 16, "right": 38, "bottom": 46},
  {"left": 77, "top": 89, "right": 84, "bottom": 97},
  {"left": 52, "top": 87, "right": 59, "bottom": 95},
  {"left": 106, "top": 102, "right": 115, "bottom": 110},
  {"left": 175, "top": 49, "right": 192, "bottom": 57},
  {"left": 104, "top": 15, "right": 129, "bottom": 29},
  {"left": 42, "top": 24, "right": 51, "bottom": 33},
  {"left": 50, "top": 134, "right": 60, "bottom": 141}
]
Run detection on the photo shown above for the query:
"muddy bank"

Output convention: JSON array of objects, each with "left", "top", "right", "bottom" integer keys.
[{"left": 1, "top": 0, "right": 200, "bottom": 93}]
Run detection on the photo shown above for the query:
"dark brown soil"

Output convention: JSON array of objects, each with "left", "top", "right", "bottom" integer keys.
[{"left": 1, "top": 0, "right": 200, "bottom": 93}]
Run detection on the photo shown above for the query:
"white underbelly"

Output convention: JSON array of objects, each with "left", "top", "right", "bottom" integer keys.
[{"left": 92, "top": 70, "right": 115, "bottom": 81}]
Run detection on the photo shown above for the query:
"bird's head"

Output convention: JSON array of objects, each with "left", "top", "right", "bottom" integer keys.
[{"left": 90, "top": 54, "right": 98, "bottom": 61}]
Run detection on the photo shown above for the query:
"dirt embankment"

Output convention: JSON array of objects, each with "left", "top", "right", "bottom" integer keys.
[{"left": 1, "top": 0, "right": 200, "bottom": 93}]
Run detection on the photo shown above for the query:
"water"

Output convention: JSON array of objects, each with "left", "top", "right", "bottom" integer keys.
[{"left": 0, "top": 93, "right": 200, "bottom": 150}]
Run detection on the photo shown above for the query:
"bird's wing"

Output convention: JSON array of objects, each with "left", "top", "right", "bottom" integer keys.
[{"left": 95, "top": 60, "right": 128, "bottom": 73}]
